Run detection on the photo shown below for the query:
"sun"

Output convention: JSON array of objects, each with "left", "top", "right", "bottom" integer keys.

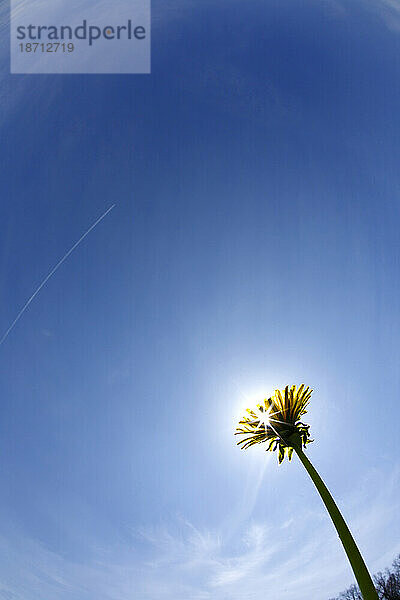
[
  {"left": 232, "top": 388, "right": 274, "bottom": 430},
  {"left": 254, "top": 404, "right": 273, "bottom": 429}
]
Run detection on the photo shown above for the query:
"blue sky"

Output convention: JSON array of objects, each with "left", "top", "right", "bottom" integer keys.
[{"left": 0, "top": 1, "right": 399, "bottom": 598}]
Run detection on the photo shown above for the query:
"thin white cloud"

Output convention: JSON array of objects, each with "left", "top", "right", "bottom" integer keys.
[
  {"left": 0, "top": 465, "right": 398, "bottom": 600},
  {"left": 364, "top": 0, "right": 400, "bottom": 30}
]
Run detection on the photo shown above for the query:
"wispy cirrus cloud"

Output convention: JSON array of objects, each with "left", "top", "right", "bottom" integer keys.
[
  {"left": 363, "top": 0, "right": 400, "bottom": 30},
  {"left": 0, "top": 466, "right": 398, "bottom": 600}
]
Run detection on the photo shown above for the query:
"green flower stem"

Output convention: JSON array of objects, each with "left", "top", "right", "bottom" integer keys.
[{"left": 294, "top": 446, "right": 378, "bottom": 600}]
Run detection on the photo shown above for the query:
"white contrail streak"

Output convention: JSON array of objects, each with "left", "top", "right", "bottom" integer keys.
[{"left": 0, "top": 204, "right": 115, "bottom": 347}]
